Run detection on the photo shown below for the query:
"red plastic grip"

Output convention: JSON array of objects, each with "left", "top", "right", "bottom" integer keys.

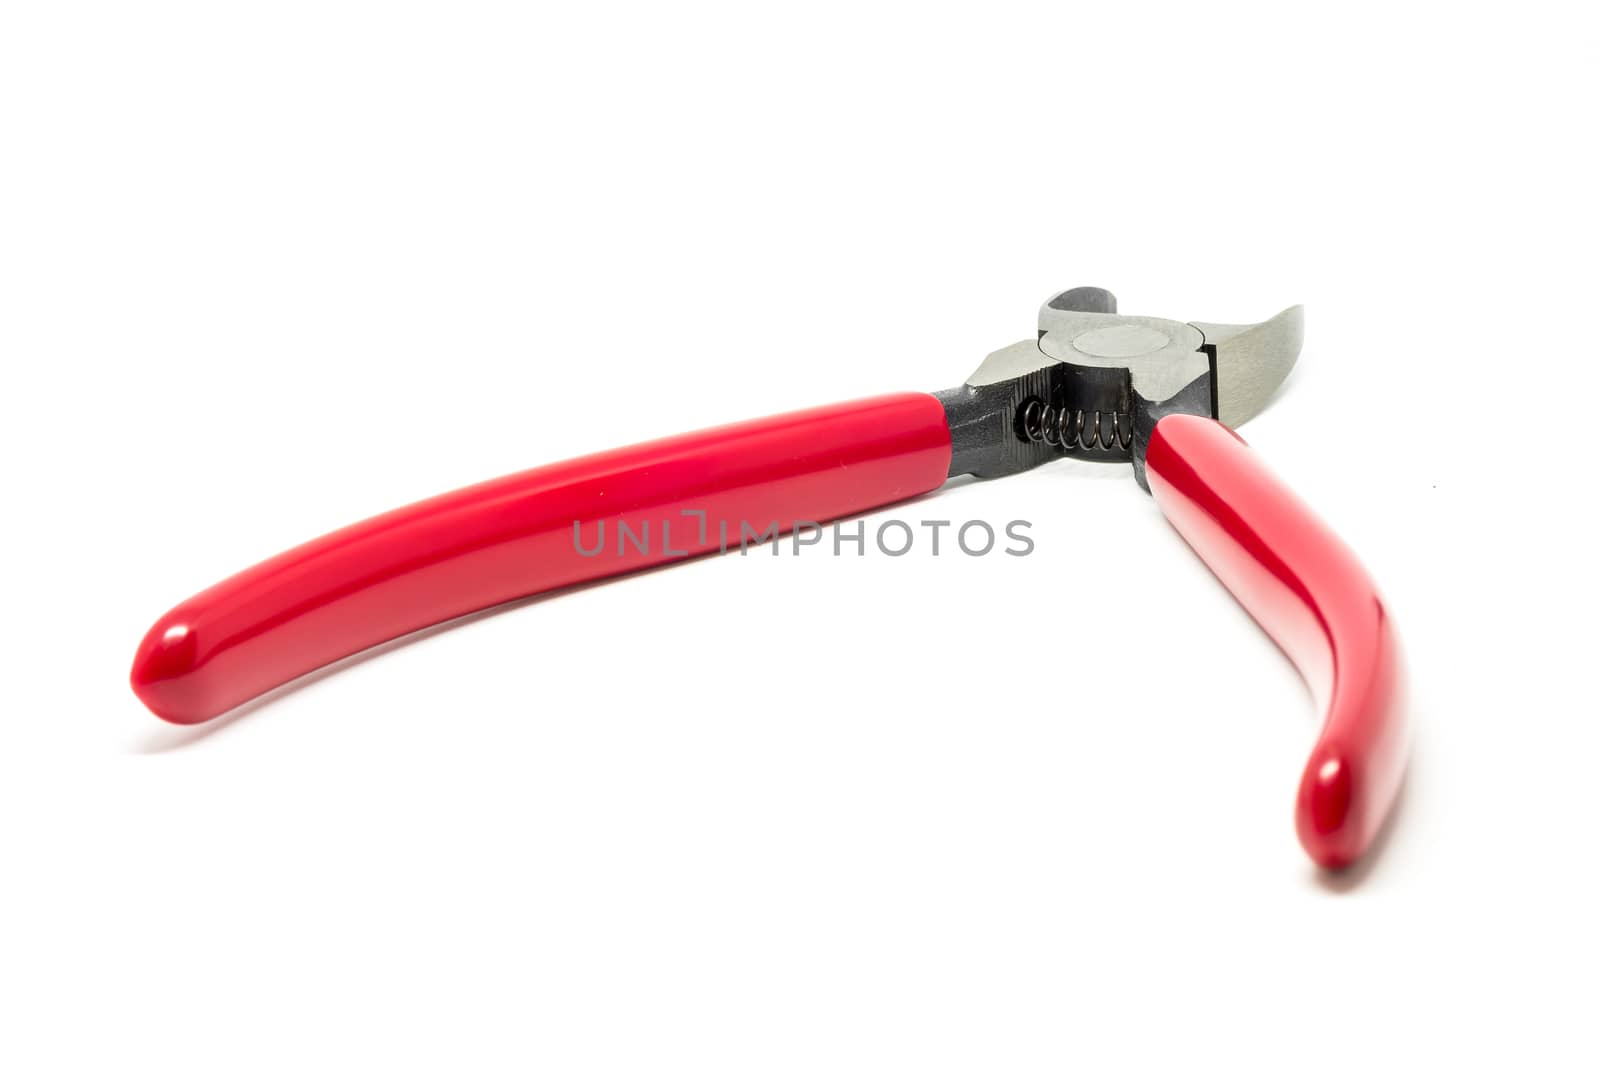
[
  {"left": 1145, "top": 415, "right": 1408, "bottom": 869},
  {"left": 132, "top": 393, "right": 952, "bottom": 725}
]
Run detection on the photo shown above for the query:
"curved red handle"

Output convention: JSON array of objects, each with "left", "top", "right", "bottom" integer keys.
[
  {"left": 1145, "top": 415, "right": 1408, "bottom": 869},
  {"left": 132, "top": 393, "right": 952, "bottom": 725}
]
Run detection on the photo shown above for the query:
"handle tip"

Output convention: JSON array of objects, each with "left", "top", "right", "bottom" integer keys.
[
  {"left": 131, "top": 617, "right": 210, "bottom": 725},
  {"left": 1295, "top": 739, "right": 1405, "bottom": 871},
  {"left": 1296, "top": 751, "right": 1361, "bottom": 868}
]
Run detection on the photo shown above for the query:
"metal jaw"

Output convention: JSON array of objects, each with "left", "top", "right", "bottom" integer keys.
[{"left": 935, "top": 287, "right": 1304, "bottom": 488}]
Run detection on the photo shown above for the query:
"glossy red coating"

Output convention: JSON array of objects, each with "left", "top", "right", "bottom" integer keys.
[
  {"left": 132, "top": 393, "right": 952, "bottom": 725},
  {"left": 1145, "top": 415, "right": 1408, "bottom": 869}
]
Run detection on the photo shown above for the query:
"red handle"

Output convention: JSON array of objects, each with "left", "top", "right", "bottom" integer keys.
[
  {"left": 132, "top": 393, "right": 952, "bottom": 725},
  {"left": 1144, "top": 415, "right": 1408, "bottom": 869}
]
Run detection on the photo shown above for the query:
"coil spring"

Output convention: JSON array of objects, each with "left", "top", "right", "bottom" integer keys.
[{"left": 1018, "top": 398, "right": 1133, "bottom": 451}]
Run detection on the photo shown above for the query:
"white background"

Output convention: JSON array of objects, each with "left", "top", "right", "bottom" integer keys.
[{"left": 3, "top": 2, "right": 1597, "bottom": 1063}]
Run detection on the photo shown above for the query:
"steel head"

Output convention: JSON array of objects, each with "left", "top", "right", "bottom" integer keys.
[{"left": 1038, "top": 289, "right": 1303, "bottom": 428}]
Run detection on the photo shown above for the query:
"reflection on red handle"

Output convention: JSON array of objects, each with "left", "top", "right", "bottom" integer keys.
[
  {"left": 1145, "top": 415, "right": 1408, "bottom": 869},
  {"left": 132, "top": 393, "right": 952, "bottom": 725}
]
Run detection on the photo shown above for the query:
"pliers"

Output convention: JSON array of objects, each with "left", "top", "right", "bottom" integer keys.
[{"left": 131, "top": 286, "right": 1409, "bottom": 870}]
